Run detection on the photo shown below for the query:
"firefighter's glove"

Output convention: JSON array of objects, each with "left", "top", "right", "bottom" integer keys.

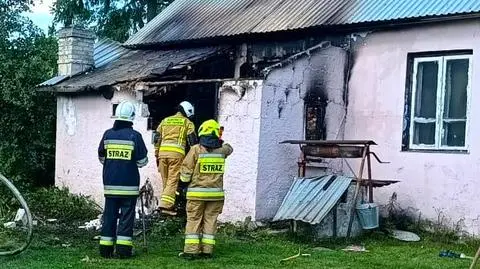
[{"left": 177, "top": 181, "right": 189, "bottom": 197}]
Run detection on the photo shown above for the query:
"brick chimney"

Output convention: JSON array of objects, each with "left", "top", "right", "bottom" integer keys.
[{"left": 57, "top": 27, "right": 95, "bottom": 76}]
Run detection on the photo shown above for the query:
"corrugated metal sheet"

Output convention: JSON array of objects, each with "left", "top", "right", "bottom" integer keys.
[
  {"left": 124, "top": 0, "right": 480, "bottom": 47},
  {"left": 94, "top": 38, "right": 130, "bottom": 68},
  {"left": 273, "top": 175, "right": 353, "bottom": 225},
  {"left": 329, "top": 0, "right": 480, "bottom": 24},
  {"left": 38, "top": 75, "right": 68, "bottom": 87}
]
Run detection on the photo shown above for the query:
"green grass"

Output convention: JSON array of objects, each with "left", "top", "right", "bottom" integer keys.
[{"left": 0, "top": 227, "right": 478, "bottom": 269}]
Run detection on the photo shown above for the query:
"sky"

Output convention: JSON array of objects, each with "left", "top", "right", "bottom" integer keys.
[{"left": 26, "top": 0, "right": 54, "bottom": 33}]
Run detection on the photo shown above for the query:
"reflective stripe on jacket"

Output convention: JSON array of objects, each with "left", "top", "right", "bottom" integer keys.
[
  {"left": 155, "top": 113, "right": 195, "bottom": 157},
  {"left": 180, "top": 144, "right": 233, "bottom": 201},
  {"left": 186, "top": 187, "right": 224, "bottom": 201},
  {"left": 98, "top": 126, "right": 148, "bottom": 197}
]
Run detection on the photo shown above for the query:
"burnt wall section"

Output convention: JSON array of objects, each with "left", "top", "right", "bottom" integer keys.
[
  {"left": 238, "top": 36, "right": 348, "bottom": 78},
  {"left": 255, "top": 45, "right": 349, "bottom": 220},
  {"left": 307, "top": 46, "right": 349, "bottom": 175}
]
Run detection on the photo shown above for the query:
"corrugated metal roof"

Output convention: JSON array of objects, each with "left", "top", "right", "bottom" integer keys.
[
  {"left": 40, "top": 46, "right": 227, "bottom": 92},
  {"left": 273, "top": 175, "right": 353, "bottom": 225},
  {"left": 38, "top": 75, "right": 68, "bottom": 87},
  {"left": 94, "top": 38, "right": 130, "bottom": 68},
  {"left": 124, "top": 0, "right": 480, "bottom": 47},
  {"left": 329, "top": 0, "right": 480, "bottom": 24}
]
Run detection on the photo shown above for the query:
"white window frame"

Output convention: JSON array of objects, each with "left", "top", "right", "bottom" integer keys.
[{"left": 409, "top": 54, "right": 472, "bottom": 151}]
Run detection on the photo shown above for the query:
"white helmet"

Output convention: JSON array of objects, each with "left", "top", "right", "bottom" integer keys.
[
  {"left": 179, "top": 101, "right": 194, "bottom": 118},
  {"left": 114, "top": 101, "right": 136, "bottom": 122}
]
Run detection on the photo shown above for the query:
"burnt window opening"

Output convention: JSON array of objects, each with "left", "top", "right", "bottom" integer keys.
[
  {"left": 100, "top": 86, "right": 114, "bottom": 100},
  {"left": 112, "top": 104, "right": 118, "bottom": 116},
  {"left": 305, "top": 94, "right": 327, "bottom": 140},
  {"left": 144, "top": 53, "right": 233, "bottom": 132},
  {"left": 144, "top": 83, "right": 219, "bottom": 133},
  {"left": 402, "top": 50, "right": 472, "bottom": 152}
]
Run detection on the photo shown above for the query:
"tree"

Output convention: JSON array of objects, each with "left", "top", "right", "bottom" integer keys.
[
  {"left": 51, "top": 0, "right": 91, "bottom": 27},
  {"left": 0, "top": 1, "right": 58, "bottom": 187},
  {"left": 52, "top": 0, "right": 175, "bottom": 42}
]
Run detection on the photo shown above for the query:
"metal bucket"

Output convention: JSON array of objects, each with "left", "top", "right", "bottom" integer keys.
[{"left": 356, "top": 203, "right": 379, "bottom": 230}]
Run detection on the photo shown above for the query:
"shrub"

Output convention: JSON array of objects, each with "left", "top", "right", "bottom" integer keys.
[
  {"left": 380, "top": 192, "right": 469, "bottom": 243},
  {"left": 0, "top": 186, "right": 19, "bottom": 223},
  {"left": 381, "top": 192, "right": 419, "bottom": 232},
  {"left": 25, "top": 187, "right": 101, "bottom": 223},
  {"left": 149, "top": 218, "right": 185, "bottom": 238}
]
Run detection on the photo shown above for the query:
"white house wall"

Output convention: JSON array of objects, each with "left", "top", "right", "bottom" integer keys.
[
  {"left": 55, "top": 91, "right": 161, "bottom": 207},
  {"left": 347, "top": 20, "right": 480, "bottom": 235},
  {"left": 256, "top": 70, "right": 304, "bottom": 220},
  {"left": 217, "top": 81, "right": 263, "bottom": 222},
  {"left": 255, "top": 46, "right": 348, "bottom": 220},
  {"left": 55, "top": 85, "right": 263, "bottom": 222},
  {"left": 56, "top": 95, "right": 110, "bottom": 204}
]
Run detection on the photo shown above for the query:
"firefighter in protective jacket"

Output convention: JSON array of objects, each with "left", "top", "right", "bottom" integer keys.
[
  {"left": 154, "top": 101, "right": 197, "bottom": 215},
  {"left": 97, "top": 101, "right": 148, "bottom": 258},
  {"left": 178, "top": 119, "right": 233, "bottom": 259}
]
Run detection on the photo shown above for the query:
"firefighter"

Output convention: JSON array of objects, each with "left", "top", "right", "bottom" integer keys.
[
  {"left": 97, "top": 101, "right": 149, "bottom": 258},
  {"left": 154, "top": 101, "right": 197, "bottom": 216},
  {"left": 178, "top": 119, "right": 233, "bottom": 260}
]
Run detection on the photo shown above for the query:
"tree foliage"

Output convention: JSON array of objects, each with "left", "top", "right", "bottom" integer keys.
[
  {"left": 0, "top": 0, "right": 174, "bottom": 186},
  {"left": 0, "top": 1, "right": 58, "bottom": 187},
  {"left": 51, "top": 0, "right": 91, "bottom": 27},
  {"left": 52, "top": 0, "right": 175, "bottom": 42}
]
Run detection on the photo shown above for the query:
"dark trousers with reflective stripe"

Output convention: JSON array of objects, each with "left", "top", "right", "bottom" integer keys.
[{"left": 100, "top": 197, "right": 137, "bottom": 256}]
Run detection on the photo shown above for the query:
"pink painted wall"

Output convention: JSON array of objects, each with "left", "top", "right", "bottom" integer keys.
[
  {"left": 55, "top": 92, "right": 160, "bottom": 207},
  {"left": 55, "top": 84, "right": 264, "bottom": 222},
  {"left": 347, "top": 20, "right": 480, "bottom": 235}
]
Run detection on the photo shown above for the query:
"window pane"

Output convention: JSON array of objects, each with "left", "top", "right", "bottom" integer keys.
[
  {"left": 413, "top": 122, "right": 436, "bottom": 145},
  {"left": 414, "top": 61, "right": 438, "bottom": 118},
  {"left": 442, "top": 121, "right": 466, "bottom": 147},
  {"left": 443, "top": 59, "right": 469, "bottom": 119}
]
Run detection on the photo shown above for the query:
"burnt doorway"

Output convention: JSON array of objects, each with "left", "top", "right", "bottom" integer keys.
[{"left": 144, "top": 82, "right": 218, "bottom": 134}]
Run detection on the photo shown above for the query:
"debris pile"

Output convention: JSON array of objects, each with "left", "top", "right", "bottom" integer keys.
[
  {"left": 3, "top": 221, "right": 16, "bottom": 229},
  {"left": 78, "top": 216, "right": 102, "bottom": 231},
  {"left": 390, "top": 229, "right": 421, "bottom": 242},
  {"left": 3, "top": 209, "right": 30, "bottom": 229},
  {"left": 342, "top": 245, "right": 369, "bottom": 252},
  {"left": 76, "top": 204, "right": 154, "bottom": 232},
  {"left": 439, "top": 250, "right": 472, "bottom": 260}
]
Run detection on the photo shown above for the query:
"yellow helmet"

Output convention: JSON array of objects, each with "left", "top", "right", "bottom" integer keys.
[{"left": 198, "top": 119, "right": 220, "bottom": 137}]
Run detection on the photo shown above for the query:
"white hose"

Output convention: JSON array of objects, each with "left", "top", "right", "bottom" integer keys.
[{"left": 0, "top": 173, "right": 33, "bottom": 256}]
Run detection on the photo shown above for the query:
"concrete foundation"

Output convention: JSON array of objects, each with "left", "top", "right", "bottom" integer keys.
[{"left": 314, "top": 183, "right": 363, "bottom": 239}]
